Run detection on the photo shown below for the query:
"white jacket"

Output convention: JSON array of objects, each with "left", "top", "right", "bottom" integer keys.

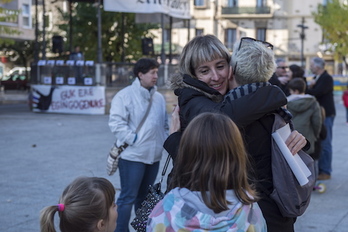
[{"left": 109, "top": 78, "right": 169, "bottom": 164}]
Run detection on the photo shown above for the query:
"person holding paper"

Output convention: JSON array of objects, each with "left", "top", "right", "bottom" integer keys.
[
  {"left": 226, "top": 38, "right": 303, "bottom": 232},
  {"left": 164, "top": 35, "right": 308, "bottom": 232}
]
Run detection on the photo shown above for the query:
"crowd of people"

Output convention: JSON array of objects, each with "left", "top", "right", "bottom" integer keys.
[
  {"left": 40, "top": 35, "right": 338, "bottom": 232},
  {"left": 270, "top": 56, "right": 336, "bottom": 181}
]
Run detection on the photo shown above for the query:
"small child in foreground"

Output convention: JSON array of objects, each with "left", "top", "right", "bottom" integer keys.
[{"left": 40, "top": 176, "right": 117, "bottom": 232}]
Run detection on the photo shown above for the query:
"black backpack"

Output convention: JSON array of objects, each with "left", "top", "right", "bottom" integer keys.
[{"left": 268, "top": 113, "right": 316, "bottom": 217}]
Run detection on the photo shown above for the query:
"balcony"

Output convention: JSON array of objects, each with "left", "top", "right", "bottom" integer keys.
[{"left": 221, "top": 6, "right": 271, "bottom": 16}]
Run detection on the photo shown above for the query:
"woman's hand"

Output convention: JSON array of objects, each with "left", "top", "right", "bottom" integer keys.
[
  {"left": 170, "top": 104, "right": 180, "bottom": 134},
  {"left": 285, "top": 130, "right": 307, "bottom": 155}
]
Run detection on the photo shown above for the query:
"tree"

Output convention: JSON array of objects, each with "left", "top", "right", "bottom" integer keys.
[
  {"left": 0, "top": 0, "right": 30, "bottom": 74},
  {"left": 0, "top": 0, "right": 20, "bottom": 45},
  {"left": 0, "top": 40, "right": 35, "bottom": 79},
  {"left": 1, "top": 40, "right": 34, "bottom": 65},
  {"left": 57, "top": 2, "right": 159, "bottom": 62},
  {"left": 313, "top": 0, "right": 348, "bottom": 67}
]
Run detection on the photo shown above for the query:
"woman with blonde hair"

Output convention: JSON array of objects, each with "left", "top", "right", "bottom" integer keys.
[
  {"left": 148, "top": 112, "right": 266, "bottom": 231},
  {"left": 165, "top": 35, "right": 309, "bottom": 231},
  {"left": 165, "top": 35, "right": 306, "bottom": 160}
]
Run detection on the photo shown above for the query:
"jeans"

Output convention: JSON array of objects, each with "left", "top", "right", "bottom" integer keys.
[
  {"left": 319, "top": 115, "right": 335, "bottom": 175},
  {"left": 115, "top": 158, "right": 160, "bottom": 232},
  {"left": 346, "top": 108, "right": 348, "bottom": 122}
]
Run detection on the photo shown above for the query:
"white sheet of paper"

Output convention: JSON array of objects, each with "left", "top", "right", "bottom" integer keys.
[
  {"left": 272, "top": 124, "right": 311, "bottom": 186},
  {"left": 275, "top": 124, "right": 311, "bottom": 177}
]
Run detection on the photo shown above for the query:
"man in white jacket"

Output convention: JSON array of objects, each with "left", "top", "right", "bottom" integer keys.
[{"left": 109, "top": 58, "right": 168, "bottom": 232}]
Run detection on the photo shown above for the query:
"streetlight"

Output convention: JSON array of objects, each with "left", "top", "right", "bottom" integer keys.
[
  {"left": 97, "top": 0, "right": 102, "bottom": 63},
  {"left": 95, "top": 0, "right": 102, "bottom": 85},
  {"left": 297, "top": 17, "right": 308, "bottom": 68}
]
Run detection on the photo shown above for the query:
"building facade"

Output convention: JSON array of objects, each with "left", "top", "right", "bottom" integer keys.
[
  {"left": 0, "top": 0, "right": 341, "bottom": 76},
  {"left": 152, "top": 0, "right": 337, "bottom": 75},
  {"left": 0, "top": 0, "right": 34, "bottom": 41}
]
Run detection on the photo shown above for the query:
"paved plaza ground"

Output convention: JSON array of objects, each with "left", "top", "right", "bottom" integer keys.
[{"left": 0, "top": 90, "right": 347, "bottom": 232}]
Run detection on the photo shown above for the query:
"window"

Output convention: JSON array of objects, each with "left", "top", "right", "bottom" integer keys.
[
  {"left": 227, "top": 0, "right": 238, "bottom": 7},
  {"left": 256, "top": 28, "right": 266, "bottom": 41},
  {"left": 196, "top": 29, "right": 204, "bottom": 36},
  {"left": 0, "top": 9, "right": 18, "bottom": 24},
  {"left": 194, "top": 0, "right": 205, "bottom": 7},
  {"left": 225, "top": 28, "right": 236, "bottom": 50},
  {"left": 22, "top": 3, "right": 31, "bottom": 28},
  {"left": 257, "top": 0, "right": 266, "bottom": 7},
  {"left": 39, "top": 12, "right": 53, "bottom": 30}
]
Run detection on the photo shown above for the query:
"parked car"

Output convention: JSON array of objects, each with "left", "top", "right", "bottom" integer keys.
[
  {"left": 6, "top": 67, "right": 31, "bottom": 77},
  {"left": 0, "top": 73, "right": 30, "bottom": 90}
]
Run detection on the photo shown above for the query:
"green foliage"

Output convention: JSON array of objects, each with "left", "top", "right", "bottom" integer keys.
[
  {"left": 0, "top": 2, "right": 21, "bottom": 45},
  {"left": 313, "top": 0, "right": 348, "bottom": 62},
  {"left": 0, "top": 40, "right": 34, "bottom": 66},
  {"left": 57, "top": 3, "right": 159, "bottom": 62},
  {"left": 0, "top": 0, "right": 33, "bottom": 66}
]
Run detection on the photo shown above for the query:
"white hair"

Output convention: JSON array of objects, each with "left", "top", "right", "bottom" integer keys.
[
  {"left": 231, "top": 39, "right": 275, "bottom": 85},
  {"left": 311, "top": 57, "right": 325, "bottom": 69}
]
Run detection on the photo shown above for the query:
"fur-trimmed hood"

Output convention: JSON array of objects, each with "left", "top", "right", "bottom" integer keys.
[{"left": 169, "top": 73, "right": 223, "bottom": 103}]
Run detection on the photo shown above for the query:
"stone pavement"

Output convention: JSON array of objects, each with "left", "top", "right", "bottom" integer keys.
[{"left": 0, "top": 90, "right": 347, "bottom": 232}]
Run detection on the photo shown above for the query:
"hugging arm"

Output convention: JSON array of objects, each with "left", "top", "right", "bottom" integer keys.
[{"left": 221, "top": 85, "right": 287, "bottom": 127}]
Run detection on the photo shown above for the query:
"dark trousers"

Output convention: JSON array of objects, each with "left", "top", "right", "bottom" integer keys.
[{"left": 258, "top": 194, "right": 296, "bottom": 232}]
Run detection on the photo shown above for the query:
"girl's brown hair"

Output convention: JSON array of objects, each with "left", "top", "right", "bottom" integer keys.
[
  {"left": 40, "top": 177, "right": 115, "bottom": 232},
  {"left": 169, "top": 112, "right": 257, "bottom": 213}
]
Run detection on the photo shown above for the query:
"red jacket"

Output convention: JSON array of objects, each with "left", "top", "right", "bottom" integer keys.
[{"left": 342, "top": 90, "right": 348, "bottom": 108}]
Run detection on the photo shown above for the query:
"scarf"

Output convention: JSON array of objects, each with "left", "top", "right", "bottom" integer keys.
[
  {"left": 227, "top": 82, "right": 270, "bottom": 101},
  {"left": 225, "top": 82, "right": 292, "bottom": 123}
]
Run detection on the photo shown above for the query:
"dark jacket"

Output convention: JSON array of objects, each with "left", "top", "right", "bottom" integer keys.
[
  {"left": 269, "top": 73, "right": 289, "bottom": 96},
  {"left": 164, "top": 75, "right": 299, "bottom": 231},
  {"left": 306, "top": 70, "right": 336, "bottom": 117},
  {"left": 164, "top": 75, "right": 287, "bottom": 162}
]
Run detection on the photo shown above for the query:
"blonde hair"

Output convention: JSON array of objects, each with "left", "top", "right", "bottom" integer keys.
[
  {"left": 40, "top": 177, "right": 115, "bottom": 232},
  {"left": 169, "top": 112, "right": 258, "bottom": 213},
  {"left": 178, "top": 34, "right": 231, "bottom": 78},
  {"left": 231, "top": 39, "right": 275, "bottom": 85}
]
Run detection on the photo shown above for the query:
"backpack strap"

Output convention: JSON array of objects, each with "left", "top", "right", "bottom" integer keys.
[
  {"left": 274, "top": 108, "right": 293, "bottom": 129},
  {"left": 256, "top": 109, "right": 290, "bottom": 196}
]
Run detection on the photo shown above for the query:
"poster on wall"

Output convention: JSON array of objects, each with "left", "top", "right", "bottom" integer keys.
[{"left": 31, "top": 85, "right": 105, "bottom": 115}]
